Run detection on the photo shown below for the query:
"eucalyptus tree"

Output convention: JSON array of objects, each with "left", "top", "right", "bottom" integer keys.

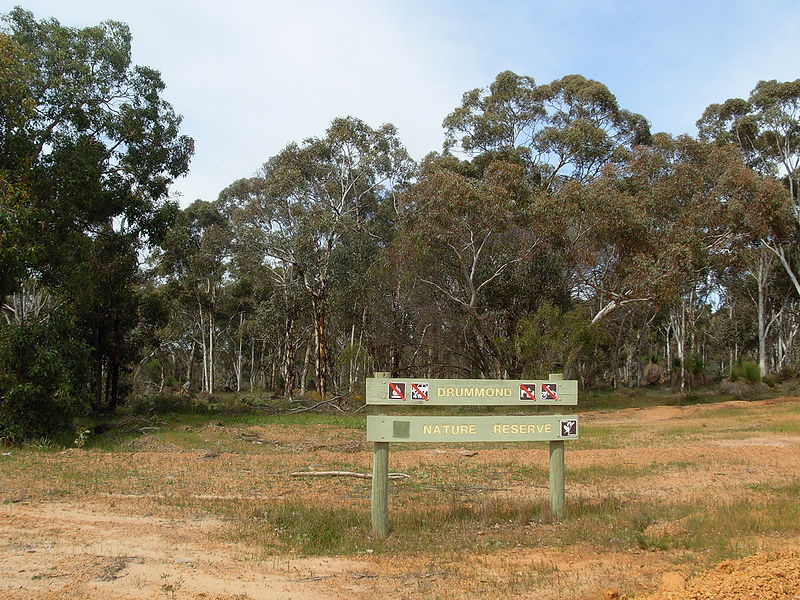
[
  {"left": 558, "top": 135, "right": 784, "bottom": 324},
  {"left": 399, "top": 159, "right": 543, "bottom": 377},
  {"left": 0, "top": 8, "right": 192, "bottom": 426},
  {"left": 698, "top": 79, "right": 800, "bottom": 296},
  {"left": 157, "top": 200, "right": 233, "bottom": 394},
  {"left": 443, "top": 71, "right": 650, "bottom": 191},
  {"left": 226, "top": 117, "right": 414, "bottom": 396}
]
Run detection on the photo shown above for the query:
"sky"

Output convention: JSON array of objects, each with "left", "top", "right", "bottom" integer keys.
[{"left": 5, "top": 0, "right": 799, "bottom": 206}]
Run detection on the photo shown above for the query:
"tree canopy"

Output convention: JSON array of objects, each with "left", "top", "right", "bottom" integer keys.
[
  {"left": 2, "top": 10, "right": 799, "bottom": 440},
  {"left": 0, "top": 8, "right": 193, "bottom": 439}
]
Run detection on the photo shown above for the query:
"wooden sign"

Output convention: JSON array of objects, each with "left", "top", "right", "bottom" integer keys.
[
  {"left": 367, "top": 377, "right": 577, "bottom": 406},
  {"left": 367, "top": 415, "right": 579, "bottom": 442},
  {"left": 367, "top": 373, "right": 577, "bottom": 537}
]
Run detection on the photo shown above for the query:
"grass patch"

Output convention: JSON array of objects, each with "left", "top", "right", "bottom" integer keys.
[
  {"left": 181, "top": 476, "right": 800, "bottom": 563},
  {"left": 764, "top": 421, "right": 800, "bottom": 434},
  {"left": 569, "top": 463, "right": 659, "bottom": 484}
]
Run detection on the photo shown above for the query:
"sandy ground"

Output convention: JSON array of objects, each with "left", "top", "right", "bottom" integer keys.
[{"left": 1, "top": 397, "right": 799, "bottom": 599}]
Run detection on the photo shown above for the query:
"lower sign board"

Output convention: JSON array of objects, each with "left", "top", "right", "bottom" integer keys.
[{"left": 366, "top": 415, "right": 579, "bottom": 443}]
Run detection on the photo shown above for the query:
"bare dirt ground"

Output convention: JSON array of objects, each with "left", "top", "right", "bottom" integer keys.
[{"left": 1, "top": 397, "right": 799, "bottom": 600}]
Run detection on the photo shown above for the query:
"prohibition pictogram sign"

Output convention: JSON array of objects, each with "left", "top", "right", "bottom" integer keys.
[
  {"left": 388, "top": 382, "right": 406, "bottom": 401},
  {"left": 541, "top": 383, "right": 558, "bottom": 401},
  {"left": 519, "top": 383, "right": 536, "bottom": 401},
  {"left": 411, "top": 382, "right": 429, "bottom": 401}
]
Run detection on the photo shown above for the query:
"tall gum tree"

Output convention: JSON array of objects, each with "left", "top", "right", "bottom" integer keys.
[
  {"left": 443, "top": 71, "right": 650, "bottom": 192},
  {"left": 0, "top": 8, "right": 192, "bottom": 421},
  {"left": 225, "top": 117, "right": 414, "bottom": 396},
  {"left": 399, "top": 159, "right": 541, "bottom": 377},
  {"left": 561, "top": 135, "right": 788, "bottom": 323},
  {"left": 698, "top": 79, "right": 800, "bottom": 296}
]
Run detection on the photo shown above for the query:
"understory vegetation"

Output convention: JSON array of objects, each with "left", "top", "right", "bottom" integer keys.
[{"left": 2, "top": 6, "right": 800, "bottom": 441}]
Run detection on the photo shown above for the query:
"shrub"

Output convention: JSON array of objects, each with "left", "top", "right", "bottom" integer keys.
[
  {"left": 720, "top": 379, "right": 754, "bottom": 397},
  {"left": 775, "top": 365, "right": 798, "bottom": 383},
  {"left": 685, "top": 353, "right": 705, "bottom": 375},
  {"left": 0, "top": 319, "right": 91, "bottom": 444},
  {"left": 729, "top": 358, "right": 761, "bottom": 384}
]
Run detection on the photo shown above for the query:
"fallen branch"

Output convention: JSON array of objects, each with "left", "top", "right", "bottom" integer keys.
[
  {"left": 289, "top": 575, "right": 335, "bottom": 582},
  {"left": 291, "top": 471, "right": 411, "bottom": 480},
  {"left": 287, "top": 397, "right": 347, "bottom": 414}
]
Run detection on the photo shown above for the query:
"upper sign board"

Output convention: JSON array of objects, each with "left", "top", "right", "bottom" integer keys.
[{"left": 366, "top": 377, "right": 577, "bottom": 406}]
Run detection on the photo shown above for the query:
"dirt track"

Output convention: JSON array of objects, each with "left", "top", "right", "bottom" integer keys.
[{"left": 1, "top": 397, "right": 799, "bottom": 599}]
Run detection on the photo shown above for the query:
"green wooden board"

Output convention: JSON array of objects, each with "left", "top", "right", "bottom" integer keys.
[
  {"left": 366, "top": 377, "right": 577, "bottom": 406},
  {"left": 366, "top": 415, "right": 579, "bottom": 442}
]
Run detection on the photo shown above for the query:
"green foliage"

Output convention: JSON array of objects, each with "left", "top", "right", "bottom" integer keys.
[
  {"left": 0, "top": 318, "right": 91, "bottom": 443},
  {"left": 512, "top": 302, "right": 605, "bottom": 382},
  {"left": 443, "top": 70, "right": 650, "bottom": 189},
  {"left": 685, "top": 353, "right": 705, "bottom": 375},
  {"left": 730, "top": 357, "right": 761, "bottom": 383},
  {"left": 698, "top": 78, "right": 800, "bottom": 208},
  {"left": 0, "top": 7, "right": 193, "bottom": 413},
  {"left": 265, "top": 503, "right": 366, "bottom": 554}
]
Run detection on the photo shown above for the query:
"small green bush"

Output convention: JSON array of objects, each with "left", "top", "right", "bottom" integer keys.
[
  {"left": 730, "top": 358, "right": 761, "bottom": 384},
  {"left": 685, "top": 353, "right": 705, "bottom": 375},
  {"left": 0, "top": 319, "right": 91, "bottom": 444}
]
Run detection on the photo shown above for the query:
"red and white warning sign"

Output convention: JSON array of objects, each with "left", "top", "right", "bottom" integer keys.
[
  {"left": 410, "top": 382, "right": 429, "bottom": 401},
  {"left": 541, "top": 383, "right": 558, "bottom": 401},
  {"left": 388, "top": 382, "right": 406, "bottom": 401},
  {"left": 519, "top": 383, "right": 537, "bottom": 401}
]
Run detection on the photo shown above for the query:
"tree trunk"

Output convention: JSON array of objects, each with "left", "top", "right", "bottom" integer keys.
[
  {"left": 311, "top": 294, "right": 330, "bottom": 396},
  {"left": 757, "top": 252, "right": 768, "bottom": 377},
  {"left": 236, "top": 313, "right": 244, "bottom": 392},
  {"left": 187, "top": 340, "right": 195, "bottom": 389},
  {"left": 665, "top": 323, "right": 672, "bottom": 379},
  {"left": 300, "top": 340, "right": 311, "bottom": 395},
  {"left": 670, "top": 304, "right": 686, "bottom": 393},
  {"left": 207, "top": 310, "right": 215, "bottom": 394},
  {"left": 249, "top": 337, "right": 256, "bottom": 390},
  {"left": 198, "top": 303, "right": 208, "bottom": 392},
  {"left": 282, "top": 314, "right": 296, "bottom": 398},
  {"left": 764, "top": 240, "right": 800, "bottom": 298}
]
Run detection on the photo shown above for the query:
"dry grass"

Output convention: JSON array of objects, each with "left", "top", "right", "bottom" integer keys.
[{"left": 2, "top": 396, "right": 800, "bottom": 599}]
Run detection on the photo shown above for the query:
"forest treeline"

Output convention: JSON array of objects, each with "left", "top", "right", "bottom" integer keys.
[{"left": 2, "top": 8, "right": 800, "bottom": 441}]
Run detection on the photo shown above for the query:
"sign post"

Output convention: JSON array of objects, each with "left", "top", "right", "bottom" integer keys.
[
  {"left": 548, "top": 373, "right": 566, "bottom": 519},
  {"left": 366, "top": 372, "right": 579, "bottom": 536},
  {"left": 371, "top": 372, "right": 390, "bottom": 538},
  {"left": 371, "top": 441, "right": 389, "bottom": 537}
]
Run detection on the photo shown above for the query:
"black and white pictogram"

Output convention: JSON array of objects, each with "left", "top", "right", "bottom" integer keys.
[
  {"left": 541, "top": 383, "right": 558, "bottom": 401},
  {"left": 411, "top": 382, "right": 429, "bottom": 401},
  {"left": 388, "top": 382, "right": 406, "bottom": 401},
  {"left": 519, "top": 383, "right": 537, "bottom": 401},
  {"left": 559, "top": 419, "right": 578, "bottom": 438}
]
